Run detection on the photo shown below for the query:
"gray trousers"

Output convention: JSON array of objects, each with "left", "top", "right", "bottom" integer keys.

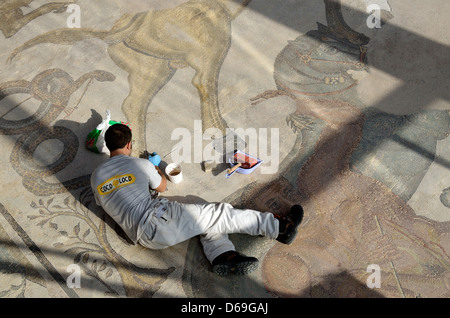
[{"left": 138, "top": 198, "right": 279, "bottom": 263}]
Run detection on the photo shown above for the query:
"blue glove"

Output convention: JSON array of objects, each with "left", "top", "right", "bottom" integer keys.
[{"left": 148, "top": 152, "right": 161, "bottom": 167}]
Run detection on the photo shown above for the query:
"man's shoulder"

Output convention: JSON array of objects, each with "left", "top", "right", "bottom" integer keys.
[
  {"left": 92, "top": 155, "right": 152, "bottom": 178},
  {"left": 106, "top": 155, "right": 143, "bottom": 165},
  {"left": 128, "top": 155, "right": 151, "bottom": 166}
]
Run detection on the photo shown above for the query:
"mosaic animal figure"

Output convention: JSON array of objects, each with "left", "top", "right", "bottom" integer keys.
[
  {"left": 7, "top": 0, "right": 251, "bottom": 155},
  {"left": 273, "top": 32, "right": 368, "bottom": 98},
  {"left": 6, "top": 0, "right": 385, "bottom": 156}
]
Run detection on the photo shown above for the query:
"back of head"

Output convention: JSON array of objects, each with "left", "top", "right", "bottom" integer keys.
[{"left": 105, "top": 124, "right": 132, "bottom": 152}]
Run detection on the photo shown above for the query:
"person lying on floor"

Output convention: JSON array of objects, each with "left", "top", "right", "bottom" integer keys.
[{"left": 91, "top": 124, "right": 304, "bottom": 275}]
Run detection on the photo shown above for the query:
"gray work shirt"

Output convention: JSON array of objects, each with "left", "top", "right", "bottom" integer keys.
[{"left": 91, "top": 155, "right": 162, "bottom": 243}]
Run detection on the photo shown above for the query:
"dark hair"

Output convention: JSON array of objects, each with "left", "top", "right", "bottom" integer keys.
[{"left": 105, "top": 124, "right": 132, "bottom": 151}]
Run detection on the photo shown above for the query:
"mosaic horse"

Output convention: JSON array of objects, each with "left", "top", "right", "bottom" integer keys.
[
  {"left": 7, "top": 0, "right": 251, "bottom": 155},
  {"left": 6, "top": 0, "right": 385, "bottom": 156}
]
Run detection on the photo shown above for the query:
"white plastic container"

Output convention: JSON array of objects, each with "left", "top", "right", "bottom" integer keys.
[{"left": 165, "top": 163, "right": 183, "bottom": 184}]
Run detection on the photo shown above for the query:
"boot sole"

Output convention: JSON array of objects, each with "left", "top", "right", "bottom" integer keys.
[{"left": 212, "top": 259, "right": 259, "bottom": 276}]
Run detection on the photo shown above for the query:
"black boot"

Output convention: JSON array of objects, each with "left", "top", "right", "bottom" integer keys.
[
  {"left": 212, "top": 251, "right": 259, "bottom": 276},
  {"left": 276, "top": 205, "right": 304, "bottom": 245}
]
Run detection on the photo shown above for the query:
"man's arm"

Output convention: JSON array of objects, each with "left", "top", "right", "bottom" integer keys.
[{"left": 153, "top": 166, "right": 167, "bottom": 193}]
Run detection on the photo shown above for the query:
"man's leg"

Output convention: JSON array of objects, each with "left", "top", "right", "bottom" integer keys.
[
  {"left": 178, "top": 202, "right": 278, "bottom": 275},
  {"left": 139, "top": 200, "right": 303, "bottom": 275},
  {"left": 179, "top": 203, "right": 278, "bottom": 257}
]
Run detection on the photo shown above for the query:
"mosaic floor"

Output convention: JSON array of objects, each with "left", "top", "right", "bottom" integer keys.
[{"left": 0, "top": 0, "right": 449, "bottom": 298}]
